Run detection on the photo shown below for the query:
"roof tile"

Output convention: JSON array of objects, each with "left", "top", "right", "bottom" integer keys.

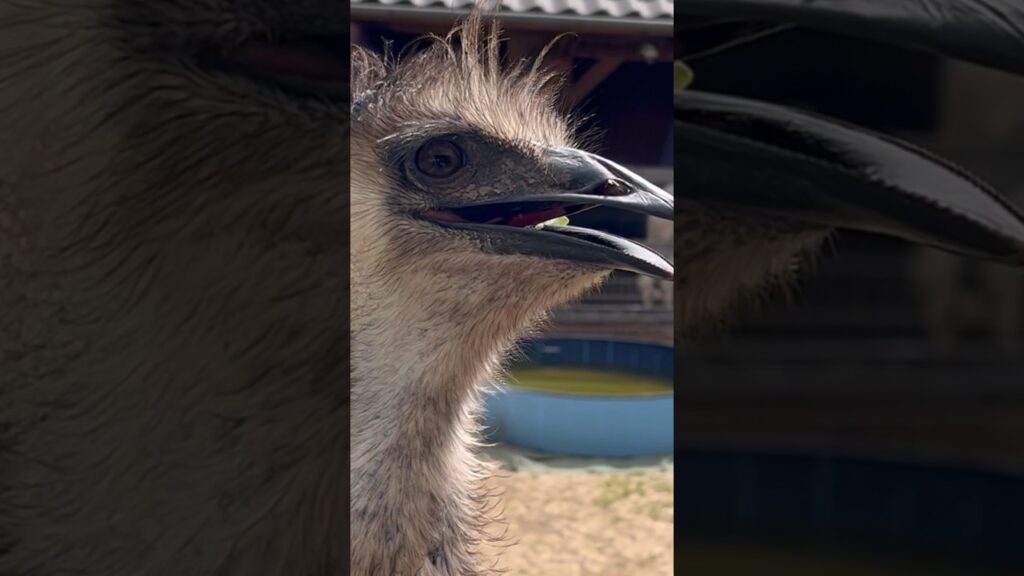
[{"left": 350, "top": 0, "right": 673, "bottom": 20}]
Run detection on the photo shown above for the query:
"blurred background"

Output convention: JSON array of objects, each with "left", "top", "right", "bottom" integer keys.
[
  {"left": 352, "top": 1, "right": 674, "bottom": 574},
  {"left": 678, "top": 15, "right": 1024, "bottom": 576}
]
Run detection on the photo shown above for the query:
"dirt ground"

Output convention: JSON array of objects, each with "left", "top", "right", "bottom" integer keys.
[{"left": 478, "top": 459, "right": 674, "bottom": 576}]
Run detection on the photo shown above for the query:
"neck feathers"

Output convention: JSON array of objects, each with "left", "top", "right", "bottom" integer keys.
[{"left": 350, "top": 286, "right": 523, "bottom": 575}]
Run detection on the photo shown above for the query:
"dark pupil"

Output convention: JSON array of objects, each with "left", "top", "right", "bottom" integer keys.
[
  {"left": 432, "top": 153, "right": 451, "bottom": 169},
  {"left": 417, "top": 140, "right": 462, "bottom": 177}
]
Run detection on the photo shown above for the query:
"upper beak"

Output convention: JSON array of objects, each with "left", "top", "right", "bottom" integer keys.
[
  {"left": 681, "top": 0, "right": 1024, "bottom": 76},
  {"left": 676, "top": 90, "right": 1024, "bottom": 265},
  {"left": 431, "top": 147, "right": 675, "bottom": 279}
]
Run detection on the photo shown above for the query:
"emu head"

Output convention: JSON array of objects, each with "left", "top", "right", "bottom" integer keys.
[
  {"left": 675, "top": 0, "right": 1024, "bottom": 333},
  {"left": 350, "top": 17, "right": 672, "bottom": 349}
]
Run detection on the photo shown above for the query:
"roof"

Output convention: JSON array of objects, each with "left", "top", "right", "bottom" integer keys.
[
  {"left": 351, "top": 0, "right": 671, "bottom": 19},
  {"left": 351, "top": 0, "right": 673, "bottom": 35}
]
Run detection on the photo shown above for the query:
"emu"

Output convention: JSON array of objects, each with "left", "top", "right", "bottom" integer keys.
[
  {"left": 674, "top": 0, "right": 1024, "bottom": 331},
  {"left": 350, "top": 15, "right": 672, "bottom": 575}
]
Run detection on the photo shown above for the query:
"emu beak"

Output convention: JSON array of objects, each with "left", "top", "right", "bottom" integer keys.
[
  {"left": 681, "top": 0, "right": 1024, "bottom": 76},
  {"left": 675, "top": 0, "right": 1024, "bottom": 264},
  {"left": 676, "top": 90, "right": 1024, "bottom": 265},
  {"left": 426, "top": 147, "right": 674, "bottom": 279}
]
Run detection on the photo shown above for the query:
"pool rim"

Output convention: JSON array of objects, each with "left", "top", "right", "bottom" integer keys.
[{"left": 503, "top": 336, "right": 675, "bottom": 399}]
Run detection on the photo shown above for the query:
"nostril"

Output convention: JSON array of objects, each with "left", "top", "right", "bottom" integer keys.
[{"left": 594, "top": 178, "right": 632, "bottom": 197}]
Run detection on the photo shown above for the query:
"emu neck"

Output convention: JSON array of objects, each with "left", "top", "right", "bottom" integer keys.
[
  {"left": 349, "top": 255, "right": 604, "bottom": 574},
  {"left": 350, "top": 268, "right": 553, "bottom": 575}
]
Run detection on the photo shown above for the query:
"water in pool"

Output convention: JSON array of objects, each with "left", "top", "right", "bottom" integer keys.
[{"left": 508, "top": 367, "right": 673, "bottom": 395}]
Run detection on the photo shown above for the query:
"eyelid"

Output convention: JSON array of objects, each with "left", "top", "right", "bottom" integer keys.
[
  {"left": 379, "top": 130, "right": 463, "bottom": 164},
  {"left": 376, "top": 118, "right": 466, "bottom": 146}
]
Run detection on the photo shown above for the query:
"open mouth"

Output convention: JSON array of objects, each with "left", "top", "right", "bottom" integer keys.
[
  {"left": 424, "top": 201, "right": 674, "bottom": 280},
  {"left": 674, "top": 0, "right": 1024, "bottom": 265},
  {"left": 424, "top": 202, "right": 593, "bottom": 229},
  {"left": 677, "top": 90, "right": 1024, "bottom": 265},
  {"left": 201, "top": 33, "right": 348, "bottom": 101},
  {"left": 419, "top": 151, "right": 674, "bottom": 281}
]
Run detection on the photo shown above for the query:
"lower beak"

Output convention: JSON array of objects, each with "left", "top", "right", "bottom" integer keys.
[
  {"left": 429, "top": 147, "right": 675, "bottom": 279},
  {"left": 681, "top": 0, "right": 1024, "bottom": 76},
  {"left": 676, "top": 90, "right": 1024, "bottom": 265}
]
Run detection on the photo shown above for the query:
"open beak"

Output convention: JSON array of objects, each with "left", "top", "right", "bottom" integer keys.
[
  {"left": 424, "top": 147, "right": 675, "bottom": 279},
  {"left": 681, "top": 0, "right": 1024, "bottom": 76},
  {"left": 677, "top": 0, "right": 1024, "bottom": 265},
  {"left": 676, "top": 91, "right": 1024, "bottom": 264}
]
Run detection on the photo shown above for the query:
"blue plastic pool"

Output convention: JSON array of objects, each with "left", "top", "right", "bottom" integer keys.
[{"left": 482, "top": 338, "right": 674, "bottom": 457}]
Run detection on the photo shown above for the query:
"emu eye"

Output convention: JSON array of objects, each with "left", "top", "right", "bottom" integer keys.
[{"left": 415, "top": 138, "right": 465, "bottom": 179}]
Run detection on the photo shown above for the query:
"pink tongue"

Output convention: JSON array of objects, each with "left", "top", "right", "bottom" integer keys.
[
  {"left": 424, "top": 210, "right": 467, "bottom": 223},
  {"left": 424, "top": 206, "right": 568, "bottom": 227},
  {"left": 506, "top": 207, "right": 566, "bottom": 228},
  {"left": 231, "top": 41, "right": 346, "bottom": 83}
]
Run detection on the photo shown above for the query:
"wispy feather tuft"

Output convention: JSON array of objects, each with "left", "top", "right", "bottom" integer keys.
[{"left": 352, "top": 7, "right": 578, "bottom": 150}]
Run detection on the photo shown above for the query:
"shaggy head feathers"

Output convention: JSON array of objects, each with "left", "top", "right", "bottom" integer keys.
[{"left": 351, "top": 12, "right": 575, "bottom": 148}]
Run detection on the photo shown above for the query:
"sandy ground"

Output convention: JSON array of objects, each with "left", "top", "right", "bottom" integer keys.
[
  {"left": 473, "top": 448, "right": 1000, "bottom": 576},
  {"left": 478, "top": 447, "right": 674, "bottom": 576}
]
